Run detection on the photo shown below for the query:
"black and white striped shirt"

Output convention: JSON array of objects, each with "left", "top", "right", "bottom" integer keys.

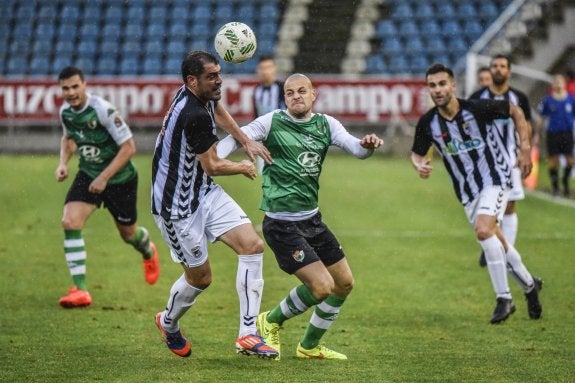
[
  {"left": 412, "top": 99, "right": 513, "bottom": 206},
  {"left": 469, "top": 86, "right": 532, "bottom": 165},
  {"left": 151, "top": 85, "right": 218, "bottom": 220},
  {"left": 253, "top": 80, "right": 285, "bottom": 118}
]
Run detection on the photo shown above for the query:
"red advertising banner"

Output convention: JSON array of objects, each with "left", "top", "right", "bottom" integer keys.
[{"left": 0, "top": 76, "right": 429, "bottom": 126}]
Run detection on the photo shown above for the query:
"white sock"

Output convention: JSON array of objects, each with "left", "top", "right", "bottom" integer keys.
[
  {"left": 506, "top": 245, "right": 534, "bottom": 291},
  {"left": 161, "top": 274, "right": 203, "bottom": 333},
  {"left": 237, "top": 253, "right": 264, "bottom": 338},
  {"left": 480, "top": 235, "right": 512, "bottom": 300},
  {"left": 501, "top": 213, "right": 518, "bottom": 246}
]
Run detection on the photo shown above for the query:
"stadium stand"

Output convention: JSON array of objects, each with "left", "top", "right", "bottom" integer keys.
[{"left": 1, "top": 0, "right": 282, "bottom": 76}]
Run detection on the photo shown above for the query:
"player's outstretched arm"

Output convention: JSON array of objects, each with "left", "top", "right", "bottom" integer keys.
[
  {"left": 198, "top": 144, "right": 256, "bottom": 180},
  {"left": 214, "top": 102, "right": 272, "bottom": 164},
  {"left": 411, "top": 152, "right": 433, "bottom": 179}
]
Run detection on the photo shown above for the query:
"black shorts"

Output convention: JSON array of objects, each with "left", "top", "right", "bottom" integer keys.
[
  {"left": 65, "top": 171, "right": 138, "bottom": 226},
  {"left": 262, "top": 212, "right": 345, "bottom": 275},
  {"left": 547, "top": 131, "right": 574, "bottom": 156}
]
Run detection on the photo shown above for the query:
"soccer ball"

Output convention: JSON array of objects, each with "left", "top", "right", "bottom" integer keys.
[{"left": 214, "top": 22, "right": 257, "bottom": 64}]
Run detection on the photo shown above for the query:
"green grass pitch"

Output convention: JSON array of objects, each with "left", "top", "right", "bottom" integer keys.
[{"left": 0, "top": 153, "right": 573, "bottom": 382}]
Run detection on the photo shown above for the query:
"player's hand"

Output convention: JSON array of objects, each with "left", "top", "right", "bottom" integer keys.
[
  {"left": 360, "top": 134, "right": 384, "bottom": 149},
  {"left": 88, "top": 176, "right": 108, "bottom": 194},
  {"left": 240, "top": 160, "right": 257, "bottom": 180},
  {"left": 517, "top": 148, "right": 533, "bottom": 179},
  {"left": 242, "top": 139, "right": 273, "bottom": 164},
  {"left": 55, "top": 164, "right": 68, "bottom": 182},
  {"left": 416, "top": 160, "right": 433, "bottom": 179}
]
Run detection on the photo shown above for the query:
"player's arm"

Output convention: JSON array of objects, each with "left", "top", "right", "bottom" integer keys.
[
  {"left": 89, "top": 138, "right": 136, "bottom": 194},
  {"left": 410, "top": 152, "right": 433, "bottom": 179},
  {"left": 198, "top": 144, "right": 256, "bottom": 179},
  {"left": 55, "top": 135, "right": 76, "bottom": 182},
  {"left": 216, "top": 114, "right": 272, "bottom": 159},
  {"left": 328, "top": 116, "right": 383, "bottom": 158},
  {"left": 214, "top": 102, "right": 272, "bottom": 164},
  {"left": 509, "top": 103, "right": 532, "bottom": 178}
]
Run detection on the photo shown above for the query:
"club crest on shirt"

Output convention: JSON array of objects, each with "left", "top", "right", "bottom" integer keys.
[
  {"left": 292, "top": 249, "right": 305, "bottom": 262},
  {"left": 87, "top": 119, "right": 97, "bottom": 129}
]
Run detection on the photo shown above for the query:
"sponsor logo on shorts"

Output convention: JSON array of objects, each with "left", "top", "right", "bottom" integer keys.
[
  {"left": 292, "top": 249, "right": 305, "bottom": 262},
  {"left": 116, "top": 216, "right": 131, "bottom": 223},
  {"left": 191, "top": 246, "right": 202, "bottom": 259},
  {"left": 240, "top": 215, "right": 248, "bottom": 219}
]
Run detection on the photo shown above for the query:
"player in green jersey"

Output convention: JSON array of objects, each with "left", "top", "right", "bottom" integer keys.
[
  {"left": 218, "top": 74, "right": 383, "bottom": 359},
  {"left": 55, "top": 66, "right": 160, "bottom": 308}
]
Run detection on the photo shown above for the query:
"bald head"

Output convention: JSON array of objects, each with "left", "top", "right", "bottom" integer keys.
[{"left": 283, "top": 73, "right": 316, "bottom": 119}]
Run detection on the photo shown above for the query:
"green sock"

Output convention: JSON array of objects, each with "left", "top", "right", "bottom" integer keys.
[
  {"left": 125, "top": 227, "right": 153, "bottom": 259},
  {"left": 300, "top": 295, "right": 347, "bottom": 349},
  {"left": 268, "top": 284, "right": 320, "bottom": 325},
  {"left": 64, "top": 229, "right": 87, "bottom": 291}
]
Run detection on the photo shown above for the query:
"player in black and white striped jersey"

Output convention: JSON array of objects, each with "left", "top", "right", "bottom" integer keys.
[
  {"left": 469, "top": 55, "right": 533, "bottom": 267},
  {"left": 253, "top": 55, "right": 286, "bottom": 119},
  {"left": 151, "top": 51, "right": 278, "bottom": 359},
  {"left": 411, "top": 63, "right": 542, "bottom": 324}
]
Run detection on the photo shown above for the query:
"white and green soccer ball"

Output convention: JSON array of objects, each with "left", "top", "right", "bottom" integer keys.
[{"left": 214, "top": 22, "right": 257, "bottom": 64}]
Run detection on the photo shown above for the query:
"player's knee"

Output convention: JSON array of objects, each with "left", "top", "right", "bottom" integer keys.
[
  {"left": 185, "top": 273, "right": 212, "bottom": 290},
  {"left": 335, "top": 277, "right": 354, "bottom": 296},
  {"left": 308, "top": 279, "right": 334, "bottom": 301},
  {"left": 240, "top": 235, "right": 265, "bottom": 255},
  {"left": 61, "top": 216, "right": 81, "bottom": 230},
  {"left": 475, "top": 226, "right": 494, "bottom": 241}
]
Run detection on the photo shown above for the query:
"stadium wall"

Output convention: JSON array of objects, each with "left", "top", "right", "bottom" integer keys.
[{"left": 0, "top": 75, "right": 425, "bottom": 155}]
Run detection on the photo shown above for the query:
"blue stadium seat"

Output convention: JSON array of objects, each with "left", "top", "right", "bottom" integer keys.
[
  {"left": 398, "top": 20, "right": 420, "bottom": 36},
  {"left": 14, "top": 4, "right": 35, "bottom": 21},
  {"left": 165, "top": 57, "right": 182, "bottom": 75},
  {"left": 101, "top": 40, "right": 120, "bottom": 55},
  {"left": 391, "top": 3, "right": 412, "bottom": 21},
  {"left": 142, "top": 57, "right": 163, "bottom": 74},
  {"left": 388, "top": 56, "right": 409, "bottom": 74},
  {"left": 436, "top": 3, "right": 455, "bottom": 18},
  {"left": 102, "top": 24, "right": 122, "bottom": 40},
  {"left": 145, "top": 40, "right": 164, "bottom": 55},
  {"left": 127, "top": 5, "right": 146, "bottom": 23},
  {"left": 37, "top": 4, "right": 57, "bottom": 22},
  {"left": 479, "top": 2, "right": 498, "bottom": 19},
  {"left": 441, "top": 20, "right": 462, "bottom": 38},
  {"left": 96, "top": 57, "right": 118, "bottom": 75},
  {"left": 52, "top": 56, "right": 74, "bottom": 74},
  {"left": 169, "top": 21, "right": 188, "bottom": 40},
  {"left": 80, "top": 23, "right": 100, "bottom": 40},
  {"left": 78, "top": 41, "right": 98, "bottom": 59},
  {"left": 57, "top": 24, "right": 78, "bottom": 40},
  {"left": 125, "top": 24, "right": 145, "bottom": 41},
  {"left": 409, "top": 55, "right": 429, "bottom": 74},
  {"left": 74, "top": 57, "right": 96, "bottom": 75},
  {"left": 260, "top": 4, "right": 279, "bottom": 20},
  {"left": 6, "top": 56, "right": 27, "bottom": 75},
  {"left": 122, "top": 41, "right": 141, "bottom": 56},
  {"left": 146, "top": 22, "right": 166, "bottom": 39},
  {"left": 167, "top": 40, "right": 187, "bottom": 56},
  {"left": 35, "top": 23, "right": 56, "bottom": 42},
  {"left": 193, "top": 5, "right": 211, "bottom": 21},
  {"left": 237, "top": 4, "right": 256, "bottom": 23},
  {"left": 55, "top": 41, "right": 75, "bottom": 56},
  {"left": 120, "top": 57, "right": 140, "bottom": 75},
  {"left": 82, "top": 4, "right": 102, "bottom": 23},
  {"left": 12, "top": 23, "right": 33, "bottom": 40},
  {"left": 191, "top": 23, "right": 211, "bottom": 40},
  {"left": 376, "top": 20, "right": 396, "bottom": 38},
  {"left": 380, "top": 36, "right": 402, "bottom": 55},
  {"left": 413, "top": 3, "right": 433, "bottom": 19},
  {"left": 420, "top": 19, "right": 441, "bottom": 36},
  {"left": 170, "top": 5, "right": 190, "bottom": 22},
  {"left": 458, "top": 3, "right": 477, "bottom": 20},
  {"left": 258, "top": 21, "right": 278, "bottom": 37},
  {"left": 423, "top": 36, "right": 445, "bottom": 54},
  {"left": 405, "top": 36, "right": 424, "bottom": 54},
  {"left": 9, "top": 40, "right": 29, "bottom": 56},
  {"left": 464, "top": 20, "right": 484, "bottom": 39},
  {"left": 60, "top": 5, "right": 81, "bottom": 20},
  {"left": 149, "top": 5, "right": 169, "bottom": 21},
  {"left": 105, "top": 6, "right": 124, "bottom": 23},
  {"left": 257, "top": 38, "right": 275, "bottom": 55},
  {"left": 32, "top": 40, "right": 53, "bottom": 55},
  {"left": 365, "top": 55, "right": 387, "bottom": 74},
  {"left": 29, "top": 57, "right": 52, "bottom": 74},
  {"left": 188, "top": 39, "right": 209, "bottom": 52},
  {"left": 215, "top": 4, "right": 234, "bottom": 24}
]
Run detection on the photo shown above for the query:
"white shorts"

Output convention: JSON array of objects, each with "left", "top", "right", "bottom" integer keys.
[
  {"left": 508, "top": 167, "right": 525, "bottom": 201},
  {"left": 153, "top": 185, "right": 251, "bottom": 268},
  {"left": 464, "top": 185, "right": 510, "bottom": 226}
]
